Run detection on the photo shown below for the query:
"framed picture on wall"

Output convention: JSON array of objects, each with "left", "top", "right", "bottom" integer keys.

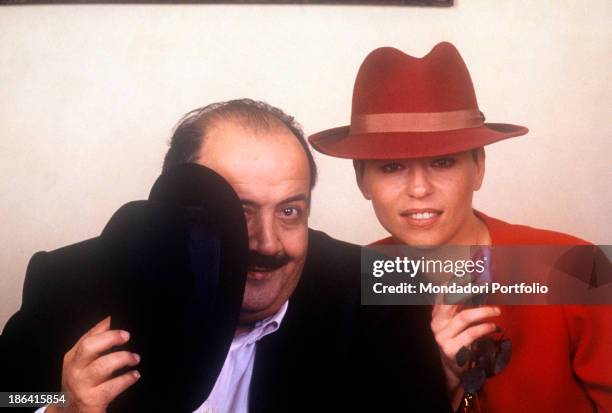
[{"left": 1, "top": 0, "right": 453, "bottom": 5}]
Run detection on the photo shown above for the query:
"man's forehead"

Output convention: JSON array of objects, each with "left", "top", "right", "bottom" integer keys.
[
  {"left": 234, "top": 183, "right": 310, "bottom": 208},
  {"left": 196, "top": 118, "right": 311, "bottom": 201},
  {"left": 221, "top": 174, "right": 310, "bottom": 208}
]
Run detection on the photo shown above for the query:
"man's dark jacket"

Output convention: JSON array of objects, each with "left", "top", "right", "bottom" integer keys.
[{"left": 1, "top": 229, "right": 450, "bottom": 412}]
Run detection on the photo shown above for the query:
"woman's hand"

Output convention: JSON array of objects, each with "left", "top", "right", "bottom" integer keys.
[{"left": 431, "top": 304, "right": 501, "bottom": 408}]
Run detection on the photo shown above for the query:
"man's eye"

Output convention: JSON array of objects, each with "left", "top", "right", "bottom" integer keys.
[
  {"left": 431, "top": 158, "right": 456, "bottom": 168},
  {"left": 281, "top": 207, "right": 300, "bottom": 218},
  {"left": 380, "top": 163, "right": 404, "bottom": 173},
  {"left": 242, "top": 206, "right": 254, "bottom": 217}
]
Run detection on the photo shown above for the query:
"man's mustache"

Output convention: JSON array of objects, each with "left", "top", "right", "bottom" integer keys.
[{"left": 247, "top": 251, "right": 290, "bottom": 272}]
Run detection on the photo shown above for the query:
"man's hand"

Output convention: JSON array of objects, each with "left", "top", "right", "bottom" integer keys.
[
  {"left": 431, "top": 304, "right": 500, "bottom": 408},
  {"left": 47, "top": 316, "right": 141, "bottom": 413}
]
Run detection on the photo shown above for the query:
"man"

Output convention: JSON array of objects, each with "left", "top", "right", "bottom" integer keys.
[
  {"left": 308, "top": 43, "right": 612, "bottom": 412},
  {"left": 2, "top": 99, "right": 450, "bottom": 412}
]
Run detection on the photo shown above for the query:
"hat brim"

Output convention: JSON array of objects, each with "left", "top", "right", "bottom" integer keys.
[{"left": 309, "top": 123, "right": 528, "bottom": 159}]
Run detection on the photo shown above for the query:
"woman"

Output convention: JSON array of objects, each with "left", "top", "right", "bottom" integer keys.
[{"left": 309, "top": 43, "right": 611, "bottom": 412}]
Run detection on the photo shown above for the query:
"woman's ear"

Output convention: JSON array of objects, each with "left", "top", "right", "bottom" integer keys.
[
  {"left": 473, "top": 147, "right": 486, "bottom": 191},
  {"left": 353, "top": 160, "right": 372, "bottom": 200}
]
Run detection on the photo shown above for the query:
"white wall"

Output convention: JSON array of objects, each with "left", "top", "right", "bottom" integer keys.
[{"left": 1, "top": 0, "right": 611, "bottom": 329}]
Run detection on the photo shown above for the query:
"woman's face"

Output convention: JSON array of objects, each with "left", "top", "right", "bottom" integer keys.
[{"left": 357, "top": 150, "right": 485, "bottom": 247}]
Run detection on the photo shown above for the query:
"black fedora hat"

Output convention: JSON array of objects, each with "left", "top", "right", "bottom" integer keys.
[{"left": 101, "top": 163, "right": 248, "bottom": 412}]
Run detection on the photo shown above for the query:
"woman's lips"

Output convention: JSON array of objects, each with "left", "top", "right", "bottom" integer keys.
[{"left": 400, "top": 209, "right": 442, "bottom": 228}]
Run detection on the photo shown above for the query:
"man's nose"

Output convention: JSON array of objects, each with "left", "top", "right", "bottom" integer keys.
[
  {"left": 248, "top": 214, "right": 282, "bottom": 256},
  {"left": 406, "top": 166, "right": 433, "bottom": 199}
]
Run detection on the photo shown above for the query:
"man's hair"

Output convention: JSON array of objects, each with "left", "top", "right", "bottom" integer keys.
[{"left": 162, "top": 98, "right": 317, "bottom": 189}]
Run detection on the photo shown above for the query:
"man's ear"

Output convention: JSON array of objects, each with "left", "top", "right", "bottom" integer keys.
[
  {"left": 473, "top": 147, "right": 486, "bottom": 191},
  {"left": 353, "top": 160, "right": 372, "bottom": 200}
]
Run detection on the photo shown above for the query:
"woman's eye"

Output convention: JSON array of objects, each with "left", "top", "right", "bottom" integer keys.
[
  {"left": 380, "top": 163, "right": 404, "bottom": 173},
  {"left": 431, "top": 158, "right": 456, "bottom": 168}
]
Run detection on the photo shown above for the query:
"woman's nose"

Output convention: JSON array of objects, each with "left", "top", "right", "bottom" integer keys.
[{"left": 406, "top": 167, "right": 433, "bottom": 199}]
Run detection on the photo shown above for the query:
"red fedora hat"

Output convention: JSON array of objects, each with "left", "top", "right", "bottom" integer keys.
[{"left": 309, "top": 42, "right": 528, "bottom": 159}]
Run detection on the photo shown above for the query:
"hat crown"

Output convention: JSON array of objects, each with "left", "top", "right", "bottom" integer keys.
[
  {"left": 352, "top": 42, "right": 479, "bottom": 116},
  {"left": 307, "top": 42, "right": 528, "bottom": 160}
]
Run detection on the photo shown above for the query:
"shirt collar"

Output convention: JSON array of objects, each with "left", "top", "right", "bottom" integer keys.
[{"left": 232, "top": 300, "right": 289, "bottom": 348}]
